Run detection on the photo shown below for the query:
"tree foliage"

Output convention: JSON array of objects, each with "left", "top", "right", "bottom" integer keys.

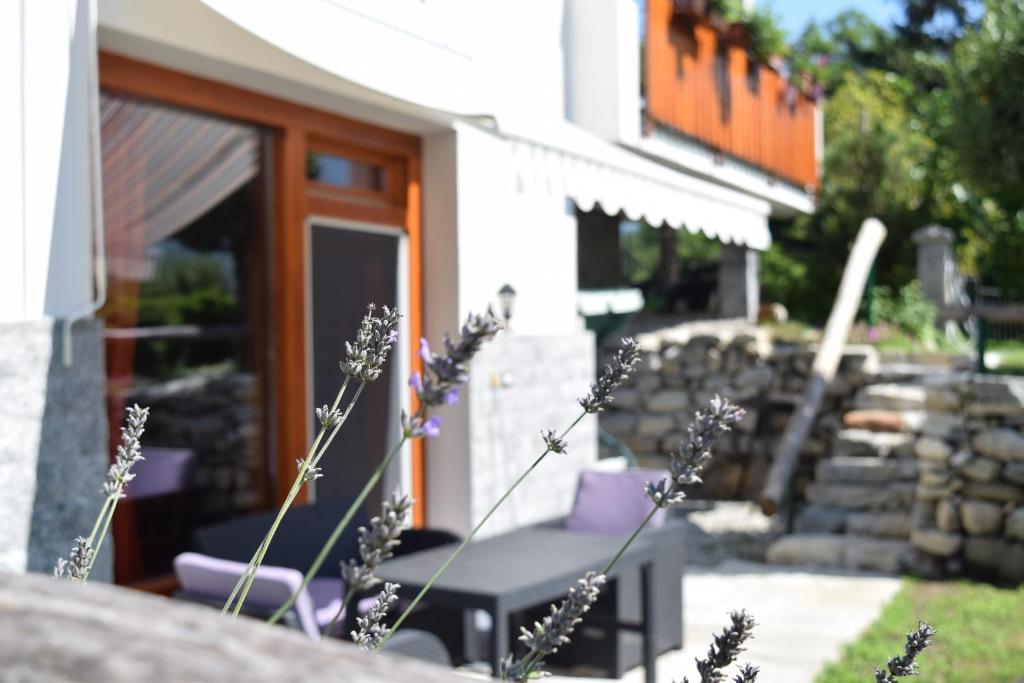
[{"left": 769, "top": 0, "right": 1024, "bottom": 321}]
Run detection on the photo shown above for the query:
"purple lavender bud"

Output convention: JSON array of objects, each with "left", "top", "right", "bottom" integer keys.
[
  {"left": 408, "top": 372, "right": 423, "bottom": 392},
  {"left": 423, "top": 415, "right": 442, "bottom": 438},
  {"left": 419, "top": 338, "right": 432, "bottom": 364},
  {"left": 443, "top": 387, "right": 459, "bottom": 405}
]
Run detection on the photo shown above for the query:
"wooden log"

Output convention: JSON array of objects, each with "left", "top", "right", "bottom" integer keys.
[{"left": 759, "top": 218, "right": 887, "bottom": 516}]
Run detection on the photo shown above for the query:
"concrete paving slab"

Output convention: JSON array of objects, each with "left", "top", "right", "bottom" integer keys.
[{"left": 541, "top": 560, "right": 902, "bottom": 683}]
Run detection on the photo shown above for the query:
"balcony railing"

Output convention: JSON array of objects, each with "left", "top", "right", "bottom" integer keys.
[{"left": 644, "top": 0, "right": 819, "bottom": 189}]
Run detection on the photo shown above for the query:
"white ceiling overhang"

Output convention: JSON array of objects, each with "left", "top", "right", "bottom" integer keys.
[
  {"left": 200, "top": 0, "right": 492, "bottom": 117},
  {"left": 198, "top": 0, "right": 771, "bottom": 250}
]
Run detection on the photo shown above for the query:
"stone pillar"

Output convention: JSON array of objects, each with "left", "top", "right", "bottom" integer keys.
[
  {"left": 0, "top": 1, "right": 110, "bottom": 580},
  {"left": 0, "top": 319, "right": 109, "bottom": 580},
  {"left": 718, "top": 244, "right": 760, "bottom": 322},
  {"left": 911, "top": 225, "right": 956, "bottom": 307}
]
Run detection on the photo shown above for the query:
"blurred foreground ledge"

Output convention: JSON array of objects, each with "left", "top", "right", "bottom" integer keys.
[{"left": 0, "top": 572, "right": 454, "bottom": 683}]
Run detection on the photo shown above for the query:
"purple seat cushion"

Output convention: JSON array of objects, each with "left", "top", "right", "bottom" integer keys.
[
  {"left": 308, "top": 577, "right": 345, "bottom": 629},
  {"left": 174, "top": 552, "right": 343, "bottom": 640},
  {"left": 126, "top": 447, "right": 195, "bottom": 500},
  {"left": 565, "top": 469, "right": 668, "bottom": 535}
]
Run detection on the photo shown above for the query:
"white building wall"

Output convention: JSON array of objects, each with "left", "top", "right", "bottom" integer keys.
[
  {"left": 422, "top": 123, "right": 595, "bottom": 533},
  {"left": 1, "top": 0, "right": 96, "bottom": 323},
  {"left": 454, "top": 122, "right": 581, "bottom": 336},
  {"left": 564, "top": 0, "right": 641, "bottom": 144}
]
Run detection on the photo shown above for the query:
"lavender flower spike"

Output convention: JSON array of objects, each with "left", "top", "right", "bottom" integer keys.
[
  {"left": 341, "top": 304, "right": 401, "bottom": 383},
  {"left": 542, "top": 429, "right": 567, "bottom": 454},
  {"left": 341, "top": 491, "right": 414, "bottom": 592},
  {"left": 500, "top": 571, "right": 606, "bottom": 681},
  {"left": 352, "top": 582, "right": 400, "bottom": 653},
  {"left": 579, "top": 337, "right": 641, "bottom": 414},
  {"left": 103, "top": 404, "right": 150, "bottom": 499},
  {"left": 682, "top": 610, "right": 757, "bottom": 683},
  {"left": 53, "top": 537, "right": 94, "bottom": 582},
  {"left": 646, "top": 395, "right": 745, "bottom": 509},
  {"left": 875, "top": 622, "right": 936, "bottom": 682},
  {"left": 413, "top": 309, "right": 502, "bottom": 408}
]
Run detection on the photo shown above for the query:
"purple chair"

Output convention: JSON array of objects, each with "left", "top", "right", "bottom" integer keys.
[
  {"left": 173, "top": 552, "right": 344, "bottom": 640},
  {"left": 565, "top": 468, "right": 668, "bottom": 534}
]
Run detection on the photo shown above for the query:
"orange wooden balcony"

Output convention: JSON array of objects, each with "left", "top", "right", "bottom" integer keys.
[{"left": 644, "top": 0, "right": 819, "bottom": 190}]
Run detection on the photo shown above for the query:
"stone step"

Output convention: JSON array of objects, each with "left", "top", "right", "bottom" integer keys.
[
  {"left": 842, "top": 409, "right": 964, "bottom": 439},
  {"left": 816, "top": 456, "right": 918, "bottom": 483},
  {"left": 804, "top": 481, "right": 915, "bottom": 510},
  {"left": 834, "top": 429, "right": 915, "bottom": 458},
  {"left": 765, "top": 533, "right": 909, "bottom": 573},
  {"left": 794, "top": 506, "right": 912, "bottom": 539},
  {"left": 874, "top": 364, "right": 966, "bottom": 385},
  {"left": 854, "top": 383, "right": 960, "bottom": 412}
]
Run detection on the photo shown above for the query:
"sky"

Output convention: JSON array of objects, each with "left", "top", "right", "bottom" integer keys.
[{"left": 764, "top": 0, "right": 905, "bottom": 39}]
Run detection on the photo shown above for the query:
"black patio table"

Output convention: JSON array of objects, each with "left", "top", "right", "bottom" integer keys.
[{"left": 375, "top": 526, "right": 659, "bottom": 682}]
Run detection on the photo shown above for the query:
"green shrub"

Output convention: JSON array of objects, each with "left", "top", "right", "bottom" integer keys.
[{"left": 874, "top": 280, "right": 937, "bottom": 346}]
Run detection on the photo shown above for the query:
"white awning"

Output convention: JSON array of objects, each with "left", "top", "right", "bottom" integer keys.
[{"left": 501, "top": 119, "right": 772, "bottom": 250}]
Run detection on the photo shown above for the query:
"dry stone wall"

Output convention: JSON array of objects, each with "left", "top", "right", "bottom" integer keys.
[
  {"left": 599, "top": 322, "right": 1024, "bottom": 582},
  {"left": 599, "top": 323, "right": 878, "bottom": 501},
  {"left": 774, "top": 374, "right": 1024, "bottom": 582}
]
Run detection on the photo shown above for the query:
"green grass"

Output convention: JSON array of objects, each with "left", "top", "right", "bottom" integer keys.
[
  {"left": 987, "top": 340, "right": 1024, "bottom": 375},
  {"left": 815, "top": 579, "right": 1024, "bottom": 683}
]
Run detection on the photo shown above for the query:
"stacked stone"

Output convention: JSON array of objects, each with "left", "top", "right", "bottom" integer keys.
[
  {"left": 599, "top": 323, "right": 877, "bottom": 500},
  {"left": 906, "top": 376, "right": 1024, "bottom": 583},
  {"left": 127, "top": 372, "right": 263, "bottom": 519},
  {"left": 770, "top": 375, "right": 1024, "bottom": 583}
]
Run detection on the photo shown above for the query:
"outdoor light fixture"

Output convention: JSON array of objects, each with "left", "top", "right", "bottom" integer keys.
[{"left": 498, "top": 284, "right": 516, "bottom": 329}]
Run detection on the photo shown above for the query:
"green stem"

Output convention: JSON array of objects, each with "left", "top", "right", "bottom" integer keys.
[
  {"left": 267, "top": 432, "right": 409, "bottom": 625},
  {"left": 87, "top": 496, "right": 113, "bottom": 547},
  {"left": 223, "top": 378, "right": 355, "bottom": 616},
  {"left": 323, "top": 587, "right": 357, "bottom": 638},
  {"left": 601, "top": 505, "right": 659, "bottom": 575},
  {"left": 81, "top": 496, "right": 119, "bottom": 583},
  {"left": 377, "top": 411, "right": 587, "bottom": 651}
]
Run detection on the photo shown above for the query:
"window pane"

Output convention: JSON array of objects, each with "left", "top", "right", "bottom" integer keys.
[
  {"left": 307, "top": 151, "right": 386, "bottom": 192},
  {"left": 99, "top": 92, "right": 271, "bottom": 584}
]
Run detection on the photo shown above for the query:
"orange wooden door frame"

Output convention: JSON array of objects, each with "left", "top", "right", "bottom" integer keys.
[{"left": 98, "top": 53, "right": 426, "bottom": 547}]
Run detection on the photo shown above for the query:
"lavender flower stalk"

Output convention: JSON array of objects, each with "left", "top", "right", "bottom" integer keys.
[
  {"left": 54, "top": 404, "right": 149, "bottom": 583},
  {"left": 875, "top": 622, "right": 936, "bottom": 682},
  {"left": 580, "top": 338, "right": 642, "bottom": 413},
  {"left": 645, "top": 396, "right": 746, "bottom": 509},
  {"left": 352, "top": 582, "right": 400, "bottom": 652},
  {"left": 224, "top": 305, "right": 399, "bottom": 618},
  {"left": 268, "top": 310, "right": 500, "bottom": 626},
  {"left": 499, "top": 572, "right": 606, "bottom": 681},
  {"left": 502, "top": 395, "right": 743, "bottom": 680},
  {"left": 682, "top": 610, "right": 758, "bottom": 683},
  {"left": 377, "top": 338, "right": 641, "bottom": 652},
  {"left": 323, "top": 491, "right": 413, "bottom": 636},
  {"left": 53, "top": 537, "right": 95, "bottom": 583}
]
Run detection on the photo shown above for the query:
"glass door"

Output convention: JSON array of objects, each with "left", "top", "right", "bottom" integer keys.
[{"left": 99, "top": 92, "right": 273, "bottom": 586}]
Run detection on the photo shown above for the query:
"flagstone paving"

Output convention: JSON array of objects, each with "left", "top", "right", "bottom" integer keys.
[{"left": 546, "top": 560, "right": 902, "bottom": 683}]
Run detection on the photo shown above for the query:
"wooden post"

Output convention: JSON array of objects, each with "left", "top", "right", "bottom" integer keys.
[{"left": 759, "top": 218, "right": 887, "bottom": 516}]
